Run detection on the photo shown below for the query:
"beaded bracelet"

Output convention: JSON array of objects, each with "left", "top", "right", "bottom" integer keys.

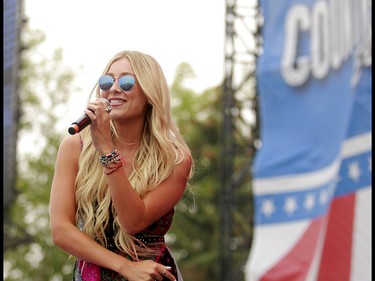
[
  {"left": 104, "top": 159, "right": 123, "bottom": 175},
  {"left": 99, "top": 148, "right": 121, "bottom": 166}
]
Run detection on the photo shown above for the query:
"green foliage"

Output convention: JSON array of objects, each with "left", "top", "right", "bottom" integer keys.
[
  {"left": 167, "top": 62, "right": 255, "bottom": 281},
  {"left": 167, "top": 63, "right": 224, "bottom": 279},
  {"left": 4, "top": 25, "right": 77, "bottom": 281}
]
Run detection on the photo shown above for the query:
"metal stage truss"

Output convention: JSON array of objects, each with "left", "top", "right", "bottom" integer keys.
[{"left": 219, "top": 0, "right": 261, "bottom": 280}]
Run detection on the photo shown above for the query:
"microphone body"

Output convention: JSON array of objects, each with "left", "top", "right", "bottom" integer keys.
[
  {"left": 68, "top": 112, "right": 91, "bottom": 135},
  {"left": 68, "top": 98, "right": 110, "bottom": 135}
]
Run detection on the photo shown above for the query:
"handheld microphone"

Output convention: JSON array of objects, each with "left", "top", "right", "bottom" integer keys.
[
  {"left": 68, "top": 111, "right": 92, "bottom": 135},
  {"left": 68, "top": 98, "right": 110, "bottom": 135}
]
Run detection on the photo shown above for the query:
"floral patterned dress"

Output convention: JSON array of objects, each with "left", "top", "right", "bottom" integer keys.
[{"left": 73, "top": 209, "right": 183, "bottom": 281}]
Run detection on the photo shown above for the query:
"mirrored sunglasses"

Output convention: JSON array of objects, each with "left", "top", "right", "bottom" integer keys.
[{"left": 98, "top": 74, "right": 136, "bottom": 92}]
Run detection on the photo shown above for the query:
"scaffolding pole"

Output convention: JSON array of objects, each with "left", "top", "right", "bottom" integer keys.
[{"left": 219, "top": 0, "right": 261, "bottom": 280}]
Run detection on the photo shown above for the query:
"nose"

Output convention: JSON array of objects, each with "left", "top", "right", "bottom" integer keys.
[
  {"left": 109, "top": 77, "right": 122, "bottom": 93},
  {"left": 111, "top": 87, "right": 122, "bottom": 94}
]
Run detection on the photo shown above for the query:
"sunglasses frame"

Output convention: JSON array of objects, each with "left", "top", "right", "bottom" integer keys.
[{"left": 98, "top": 74, "right": 137, "bottom": 92}]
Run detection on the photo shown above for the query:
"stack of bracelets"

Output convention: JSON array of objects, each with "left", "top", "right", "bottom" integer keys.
[{"left": 99, "top": 148, "right": 124, "bottom": 175}]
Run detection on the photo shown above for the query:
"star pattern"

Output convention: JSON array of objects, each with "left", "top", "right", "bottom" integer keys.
[
  {"left": 348, "top": 161, "right": 361, "bottom": 181},
  {"left": 304, "top": 193, "right": 315, "bottom": 211},
  {"left": 260, "top": 199, "right": 275, "bottom": 217},
  {"left": 284, "top": 196, "right": 297, "bottom": 214},
  {"left": 256, "top": 151, "right": 371, "bottom": 224}
]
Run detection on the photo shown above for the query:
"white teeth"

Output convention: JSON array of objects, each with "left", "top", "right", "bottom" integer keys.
[{"left": 110, "top": 100, "right": 124, "bottom": 104}]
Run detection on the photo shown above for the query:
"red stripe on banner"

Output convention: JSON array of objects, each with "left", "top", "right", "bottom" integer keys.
[
  {"left": 260, "top": 218, "right": 324, "bottom": 281},
  {"left": 317, "top": 194, "right": 355, "bottom": 281}
]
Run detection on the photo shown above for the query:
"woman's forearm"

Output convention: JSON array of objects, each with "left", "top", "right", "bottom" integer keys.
[{"left": 51, "top": 222, "right": 126, "bottom": 274}]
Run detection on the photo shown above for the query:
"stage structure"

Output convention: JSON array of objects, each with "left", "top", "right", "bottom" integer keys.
[
  {"left": 4, "top": 0, "right": 23, "bottom": 211},
  {"left": 219, "top": 0, "right": 261, "bottom": 280}
]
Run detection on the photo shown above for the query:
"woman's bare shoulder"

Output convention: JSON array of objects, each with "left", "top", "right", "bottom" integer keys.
[
  {"left": 57, "top": 133, "right": 83, "bottom": 159},
  {"left": 175, "top": 152, "right": 193, "bottom": 178}
]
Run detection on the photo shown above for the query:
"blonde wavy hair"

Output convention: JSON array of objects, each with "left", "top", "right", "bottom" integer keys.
[{"left": 75, "top": 50, "right": 193, "bottom": 260}]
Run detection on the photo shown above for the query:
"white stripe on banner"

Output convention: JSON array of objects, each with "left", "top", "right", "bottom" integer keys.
[
  {"left": 351, "top": 187, "right": 372, "bottom": 281},
  {"left": 253, "top": 132, "right": 371, "bottom": 195},
  {"left": 305, "top": 215, "right": 329, "bottom": 281},
  {"left": 253, "top": 160, "right": 340, "bottom": 195},
  {"left": 341, "top": 132, "right": 372, "bottom": 158},
  {"left": 247, "top": 220, "right": 311, "bottom": 281}
]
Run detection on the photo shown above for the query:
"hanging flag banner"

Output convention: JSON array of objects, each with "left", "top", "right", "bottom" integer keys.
[{"left": 245, "top": 0, "right": 371, "bottom": 280}]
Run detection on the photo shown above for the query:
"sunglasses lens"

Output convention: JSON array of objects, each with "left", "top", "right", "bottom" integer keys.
[
  {"left": 99, "top": 75, "right": 114, "bottom": 90},
  {"left": 119, "top": 75, "right": 135, "bottom": 91}
]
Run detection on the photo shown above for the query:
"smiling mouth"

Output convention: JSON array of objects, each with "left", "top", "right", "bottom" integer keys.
[{"left": 109, "top": 99, "right": 126, "bottom": 105}]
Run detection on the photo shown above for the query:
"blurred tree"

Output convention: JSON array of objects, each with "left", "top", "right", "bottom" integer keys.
[
  {"left": 168, "top": 62, "right": 223, "bottom": 280},
  {"left": 4, "top": 23, "right": 78, "bottom": 280},
  {"left": 168, "top": 63, "right": 255, "bottom": 281}
]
